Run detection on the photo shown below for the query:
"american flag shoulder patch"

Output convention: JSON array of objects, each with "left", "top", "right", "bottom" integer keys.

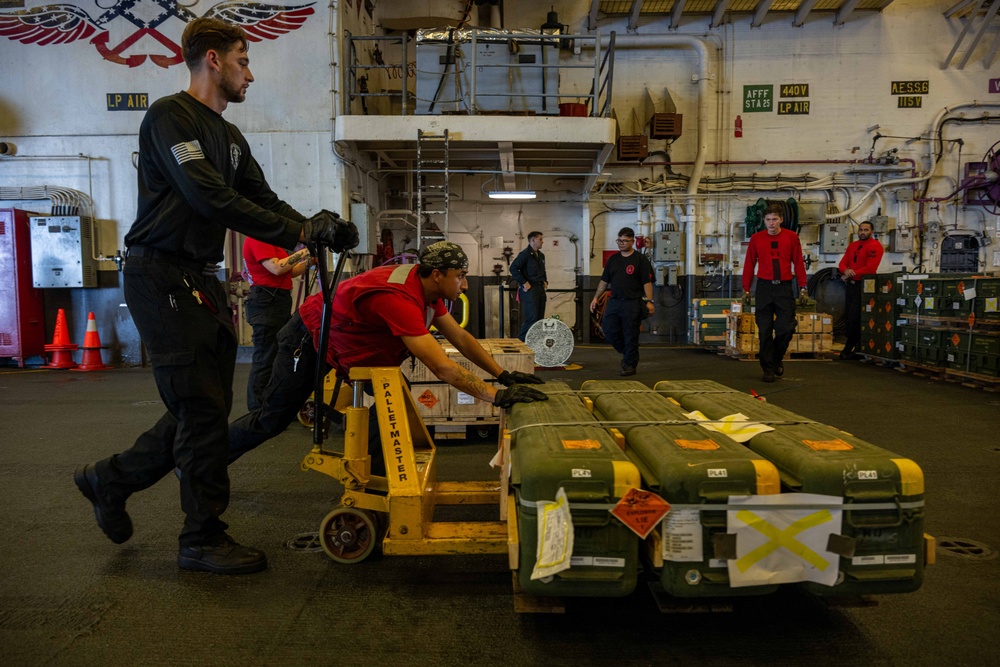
[{"left": 171, "top": 140, "right": 205, "bottom": 165}]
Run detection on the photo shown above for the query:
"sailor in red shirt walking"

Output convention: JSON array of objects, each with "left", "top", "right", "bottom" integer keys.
[
  {"left": 742, "top": 203, "right": 809, "bottom": 382},
  {"left": 837, "top": 220, "right": 884, "bottom": 360}
]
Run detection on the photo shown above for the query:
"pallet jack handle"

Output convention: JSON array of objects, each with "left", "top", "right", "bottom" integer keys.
[{"left": 312, "top": 245, "right": 350, "bottom": 447}]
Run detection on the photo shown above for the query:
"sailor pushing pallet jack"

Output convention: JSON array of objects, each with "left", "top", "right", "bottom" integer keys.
[{"left": 226, "top": 239, "right": 550, "bottom": 557}]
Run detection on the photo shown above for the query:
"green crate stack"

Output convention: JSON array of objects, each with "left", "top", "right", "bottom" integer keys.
[
  {"left": 974, "top": 277, "right": 1000, "bottom": 324},
  {"left": 942, "top": 330, "right": 1000, "bottom": 377},
  {"left": 861, "top": 273, "right": 902, "bottom": 359},
  {"left": 690, "top": 298, "right": 733, "bottom": 348}
]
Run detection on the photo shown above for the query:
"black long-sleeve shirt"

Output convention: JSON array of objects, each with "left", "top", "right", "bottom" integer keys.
[
  {"left": 125, "top": 91, "right": 303, "bottom": 263},
  {"left": 509, "top": 246, "right": 547, "bottom": 288}
]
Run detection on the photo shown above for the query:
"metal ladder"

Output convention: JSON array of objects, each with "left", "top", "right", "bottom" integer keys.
[{"left": 415, "top": 129, "right": 449, "bottom": 249}]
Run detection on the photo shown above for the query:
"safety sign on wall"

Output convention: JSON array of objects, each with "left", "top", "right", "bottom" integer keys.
[{"left": 743, "top": 85, "right": 773, "bottom": 113}]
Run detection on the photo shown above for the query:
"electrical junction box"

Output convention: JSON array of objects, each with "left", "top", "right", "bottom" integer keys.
[
  {"left": 29, "top": 216, "right": 97, "bottom": 288},
  {"left": 350, "top": 203, "right": 378, "bottom": 255},
  {"left": 820, "top": 222, "right": 849, "bottom": 254},
  {"left": 871, "top": 215, "right": 890, "bottom": 235},
  {"left": 888, "top": 228, "right": 913, "bottom": 253},
  {"left": 797, "top": 202, "right": 826, "bottom": 225},
  {"left": 655, "top": 231, "right": 684, "bottom": 261}
]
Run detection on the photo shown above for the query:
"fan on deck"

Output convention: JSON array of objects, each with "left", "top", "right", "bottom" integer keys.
[
  {"left": 524, "top": 318, "right": 574, "bottom": 368},
  {"left": 981, "top": 140, "right": 1000, "bottom": 215}
]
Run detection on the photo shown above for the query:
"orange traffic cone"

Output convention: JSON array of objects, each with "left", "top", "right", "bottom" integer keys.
[
  {"left": 72, "top": 312, "right": 111, "bottom": 372},
  {"left": 43, "top": 308, "right": 78, "bottom": 369}
]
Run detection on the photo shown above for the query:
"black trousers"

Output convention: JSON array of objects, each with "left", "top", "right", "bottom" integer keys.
[
  {"left": 98, "top": 256, "right": 236, "bottom": 547},
  {"left": 843, "top": 280, "right": 863, "bottom": 355},
  {"left": 602, "top": 298, "right": 643, "bottom": 368},
  {"left": 754, "top": 281, "right": 797, "bottom": 372},
  {"left": 227, "top": 314, "right": 386, "bottom": 475},
  {"left": 245, "top": 285, "right": 293, "bottom": 411},
  {"left": 517, "top": 287, "right": 547, "bottom": 341}
]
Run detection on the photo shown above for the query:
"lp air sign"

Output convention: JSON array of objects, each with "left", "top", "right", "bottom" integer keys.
[{"left": 743, "top": 85, "right": 773, "bottom": 113}]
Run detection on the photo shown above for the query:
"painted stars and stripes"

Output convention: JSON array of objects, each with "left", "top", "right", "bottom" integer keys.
[{"left": 171, "top": 140, "right": 205, "bottom": 165}]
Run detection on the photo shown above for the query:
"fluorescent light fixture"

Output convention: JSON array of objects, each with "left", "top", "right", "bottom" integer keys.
[{"left": 488, "top": 191, "right": 536, "bottom": 200}]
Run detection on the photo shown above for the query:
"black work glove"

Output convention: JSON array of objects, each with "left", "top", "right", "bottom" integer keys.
[
  {"left": 302, "top": 210, "right": 360, "bottom": 252},
  {"left": 493, "top": 385, "right": 549, "bottom": 408},
  {"left": 741, "top": 292, "right": 752, "bottom": 306},
  {"left": 497, "top": 370, "right": 545, "bottom": 387}
]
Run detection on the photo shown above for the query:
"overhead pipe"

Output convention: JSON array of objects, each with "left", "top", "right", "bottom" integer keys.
[{"left": 586, "top": 33, "right": 713, "bottom": 285}]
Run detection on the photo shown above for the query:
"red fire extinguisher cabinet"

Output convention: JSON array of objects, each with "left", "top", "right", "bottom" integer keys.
[{"left": 0, "top": 209, "right": 46, "bottom": 366}]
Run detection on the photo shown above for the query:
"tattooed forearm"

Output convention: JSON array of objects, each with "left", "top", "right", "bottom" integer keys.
[{"left": 453, "top": 367, "right": 493, "bottom": 402}]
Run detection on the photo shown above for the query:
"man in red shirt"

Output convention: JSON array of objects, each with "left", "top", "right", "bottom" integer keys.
[
  {"left": 837, "top": 220, "right": 884, "bottom": 360},
  {"left": 742, "top": 204, "right": 809, "bottom": 382},
  {"left": 228, "top": 241, "right": 547, "bottom": 473},
  {"left": 242, "top": 238, "right": 312, "bottom": 410}
]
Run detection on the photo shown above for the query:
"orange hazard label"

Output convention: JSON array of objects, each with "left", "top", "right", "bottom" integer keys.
[
  {"left": 417, "top": 390, "right": 438, "bottom": 409},
  {"left": 868, "top": 318, "right": 876, "bottom": 329},
  {"left": 958, "top": 281, "right": 965, "bottom": 293},
  {"left": 917, "top": 281, "right": 924, "bottom": 295},
  {"left": 884, "top": 321, "right": 892, "bottom": 332},
  {"left": 803, "top": 438, "right": 854, "bottom": 451},
  {"left": 951, "top": 333, "right": 961, "bottom": 347},
  {"left": 968, "top": 313, "right": 976, "bottom": 327},
  {"left": 562, "top": 439, "right": 602, "bottom": 450},
  {"left": 674, "top": 438, "right": 720, "bottom": 451},
  {"left": 611, "top": 488, "right": 671, "bottom": 539},
  {"left": 884, "top": 302, "right": 892, "bottom": 313}
]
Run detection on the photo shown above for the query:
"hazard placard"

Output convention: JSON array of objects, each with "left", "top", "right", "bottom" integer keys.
[{"left": 610, "top": 488, "right": 671, "bottom": 539}]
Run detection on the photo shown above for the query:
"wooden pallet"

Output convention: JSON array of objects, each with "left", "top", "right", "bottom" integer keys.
[{"left": 895, "top": 361, "right": 1000, "bottom": 391}]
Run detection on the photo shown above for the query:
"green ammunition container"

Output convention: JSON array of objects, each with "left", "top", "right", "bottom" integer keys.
[
  {"left": 508, "top": 381, "right": 640, "bottom": 597},
  {"left": 581, "top": 380, "right": 781, "bottom": 598},
  {"left": 654, "top": 380, "right": 926, "bottom": 597}
]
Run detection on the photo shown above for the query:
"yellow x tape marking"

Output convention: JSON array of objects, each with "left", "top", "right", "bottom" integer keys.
[
  {"left": 684, "top": 411, "right": 774, "bottom": 443},
  {"left": 734, "top": 509, "right": 833, "bottom": 573}
]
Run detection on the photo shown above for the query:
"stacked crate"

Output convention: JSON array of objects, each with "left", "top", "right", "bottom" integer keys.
[
  {"left": 726, "top": 311, "right": 833, "bottom": 358},
  {"left": 402, "top": 338, "right": 535, "bottom": 422},
  {"left": 860, "top": 273, "right": 902, "bottom": 360},
  {"left": 690, "top": 298, "right": 733, "bottom": 348},
  {"left": 895, "top": 273, "right": 1000, "bottom": 378}
]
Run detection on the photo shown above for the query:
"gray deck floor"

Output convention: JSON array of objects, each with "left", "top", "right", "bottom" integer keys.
[{"left": 1, "top": 344, "right": 997, "bottom": 666}]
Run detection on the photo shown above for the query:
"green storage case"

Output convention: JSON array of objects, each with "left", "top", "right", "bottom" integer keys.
[
  {"left": 581, "top": 380, "right": 781, "bottom": 598},
  {"left": 508, "top": 381, "right": 640, "bottom": 597},
  {"left": 654, "top": 380, "right": 926, "bottom": 597}
]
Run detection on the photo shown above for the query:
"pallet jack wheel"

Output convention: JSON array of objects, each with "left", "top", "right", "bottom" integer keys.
[
  {"left": 319, "top": 506, "right": 379, "bottom": 563},
  {"left": 298, "top": 393, "right": 316, "bottom": 428}
]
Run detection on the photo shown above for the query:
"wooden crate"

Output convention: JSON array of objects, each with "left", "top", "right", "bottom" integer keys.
[{"left": 410, "top": 384, "right": 450, "bottom": 418}]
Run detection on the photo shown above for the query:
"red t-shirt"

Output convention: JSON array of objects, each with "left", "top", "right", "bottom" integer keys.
[
  {"left": 298, "top": 264, "right": 448, "bottom": 374},
  {"left": 243, "top": 238, "right": 292, "bottom": 290}
]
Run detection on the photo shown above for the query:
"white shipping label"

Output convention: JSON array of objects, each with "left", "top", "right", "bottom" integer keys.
[
  {"left": 852, "top": 555, "right": 884, "bottom": 565},
  {"left": 456, "top": 391, "right": 475, "bottom": 405},
  {"left": 571, "top": 469, "right": 592, "bottom": 478},
  {"left": 708, "top": 469, "right": 729, "bottom": 478},
  {"left": 858, "top": 470, "right": 878, "bottom": 480},
  {"left": 661, "top": 508, "right": 703, "bottom": 562},
  {"left": 531, "top": 488, "right": 574, "bottom": 581},
  {"left": 885, "top": 554, "right": 917, "bottom": 564}
]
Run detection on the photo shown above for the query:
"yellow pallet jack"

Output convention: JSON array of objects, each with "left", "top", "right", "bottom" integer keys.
[
  {"left": 297, "top": 247, "right": 516, "bottom": 565},
  {"left": 301, "top": 365, "right": 515, "bottom": 563}
]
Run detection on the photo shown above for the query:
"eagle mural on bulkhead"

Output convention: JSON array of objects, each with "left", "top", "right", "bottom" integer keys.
[{"left": 0, "top": 0, "right": 315, "bottom": 68}]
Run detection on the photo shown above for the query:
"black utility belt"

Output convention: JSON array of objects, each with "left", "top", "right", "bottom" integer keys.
[
  {"left": 126, "top": 246, "right": 213, "bottom": 273},
  {"left": 766, "top": 279, "right": 791, "bottom": 285}
]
